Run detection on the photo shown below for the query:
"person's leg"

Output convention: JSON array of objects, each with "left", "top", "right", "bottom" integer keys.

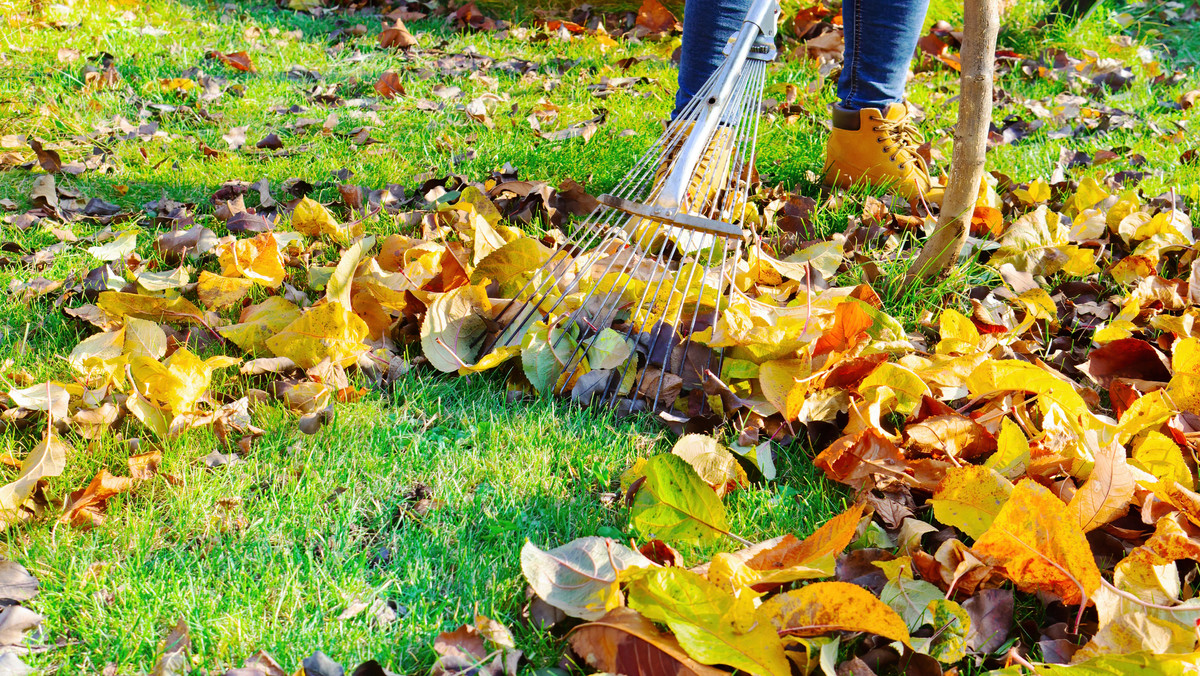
[
  {"left": 674, "top": 0, "right": 755, "bottom": 116},
  {"left": 825, "top": 0, "right": 935, "bottom": 200},
  {"left": 837, "top": 0, "right": 930, "bottom": 110}
]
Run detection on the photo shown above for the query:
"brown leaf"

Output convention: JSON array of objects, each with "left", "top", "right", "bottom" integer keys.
[
  {"left": 379, "top": 20, "right": 418, "bottom": 49},
  {"left": 210, "top": 50, "right": 255, "bottom": 72},
  {"left": 29, "top": 138, "right": 64, "bottom": 174},
  {"left": 152, "top": 619, "right": 190, "bottom": 676},
  {"left": 59, "top": 469, "right": 134, "bottom": 528},
  {"left": 905, "top": 413, "right": 996, "bottom": 460},
  {"left": 635, "top": 0, "right": 678, "bottom": 33},
  {"left": 1078, "top": 338, "right": 1172, "bottom": 387},
  {"left": 374, "top": 71, "right": 406, "bottom": 99},
  {"left": 568, "top": 607, "right": 727, "bottom": 676}
]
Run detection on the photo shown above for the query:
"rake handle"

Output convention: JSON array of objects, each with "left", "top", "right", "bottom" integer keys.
[{"left": 656, "top": 0, "right": 779, "bottom": 212}]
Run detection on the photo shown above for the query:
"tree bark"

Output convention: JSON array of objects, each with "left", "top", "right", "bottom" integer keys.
[{"left": 905, "top": 0, "right": 1000, "bottom": 285}]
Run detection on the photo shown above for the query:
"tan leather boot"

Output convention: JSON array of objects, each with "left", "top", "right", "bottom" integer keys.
[{"left": 823, "top": 103, "right": 933, "bottom": 202}]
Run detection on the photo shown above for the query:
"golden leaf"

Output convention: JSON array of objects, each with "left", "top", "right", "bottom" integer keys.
[
  {"left": 760, "top": 581, "right": 911, "bottom": 646},
  {"left": 197, "top": 271, "right": 254, "bottom": 310},
  {"left": 217, "top": 232, "right": 285, "bottom": 288},
  {"left": 218, "top": 297, "right": 302, "bottom": 356},
  {"left": 930, "top": 466, "right": 1013, "bottom": 539},
  {"left": 973, "top": 480, "right": 1102, "bottom": 605},
  {"left": 265, "top": 301, "right": 369, "bottom": 370}
]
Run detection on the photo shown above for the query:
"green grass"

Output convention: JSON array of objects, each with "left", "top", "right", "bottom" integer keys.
[{"left": 0, "top": 0, "right": 1197, "bottom": 671}]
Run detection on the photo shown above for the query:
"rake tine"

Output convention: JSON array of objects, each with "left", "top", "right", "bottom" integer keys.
[{"left": 555, "top": 225, "right": 684, "bottom": 398}]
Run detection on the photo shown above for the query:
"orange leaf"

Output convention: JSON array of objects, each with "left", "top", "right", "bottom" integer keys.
[
  {"left": 744, "top": 503, "right": 864, "bottom": 582},
  {"left": 813, "top": 301, "right": 872, "bottom": 356},
  {"left": 973, "top": 480, "right": 1101, "bottom": 605},
  {"left": 1067, "top": 440, "right": 1135, "bottom": 532},
  {"left": 814, "top": 429, "right": 908, "bottom": 488},
  {"left": 59, "top": 469, "right": 134, "bottom": 529}
]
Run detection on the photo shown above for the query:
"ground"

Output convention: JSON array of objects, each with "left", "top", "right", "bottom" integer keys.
[{"left": 0, "top": 0, "right": 1197, "bottom": 672}]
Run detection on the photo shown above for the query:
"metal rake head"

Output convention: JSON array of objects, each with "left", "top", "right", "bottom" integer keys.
[{"left": 477, "top": 0, "right": 779, "bottom": 415}]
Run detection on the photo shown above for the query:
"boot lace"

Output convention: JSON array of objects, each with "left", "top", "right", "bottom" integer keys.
[{"left": 871, "top": 115, "right": 928, "bottom": 172}]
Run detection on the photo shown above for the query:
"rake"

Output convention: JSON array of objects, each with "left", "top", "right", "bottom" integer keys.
[{"left": 477, "top": 0, "right": 780, "bottom": 414}]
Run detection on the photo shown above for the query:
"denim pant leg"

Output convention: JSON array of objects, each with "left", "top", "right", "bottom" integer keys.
[
  {"left": 837, "top": 0, "right": 930, "bottom": 110},
  {"left": 674, "top": 0, "right": 754, "bottom": 116}
]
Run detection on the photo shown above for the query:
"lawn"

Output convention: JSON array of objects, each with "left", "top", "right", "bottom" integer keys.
[{"left": 0, "top": 0, "right": 1197, "bottom": 672}]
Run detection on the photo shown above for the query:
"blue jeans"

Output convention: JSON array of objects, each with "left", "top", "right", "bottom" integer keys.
[{"left": 675, "top": 0, "right": 930, "bottom": 113}]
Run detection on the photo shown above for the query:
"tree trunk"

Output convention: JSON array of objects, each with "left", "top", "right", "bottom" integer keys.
[{"left": 905, "top": 0, "right": 1000, "bottom": 285}]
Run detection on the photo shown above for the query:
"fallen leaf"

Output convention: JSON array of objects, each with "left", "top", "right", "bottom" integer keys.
[
  {"left": 761, "top": 581, "right": 911, "bottom": 646},
  {"left": 568, "top": 607, "right": 727, "bottom": 676},
  {"left": 930, "top": 466, "right": 1013, "bottom": 539},
  {"left": 520, "top": 537, "right": 653, "bottom": 620},
  {"left": 629, "top": 453, "right": 732, "bottom": 546},
  {"left": 973, "top": 480, "right": 1102, "bottom": 605}
]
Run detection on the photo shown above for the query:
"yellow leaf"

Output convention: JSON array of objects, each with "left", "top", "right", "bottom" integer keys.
[
  {"left": 935, "top": 308, "right": 979, "bottom": 354},
  {"left": 930, "top": 466, "right": 1014, "bottom": 540},
  {"left": 196, "top": 271, "right": 253, "bottom": 310},
  {"left": 217, "top": 297, "right": 302, "bottom": 356},
  {"left": 857, "top": 362, "right": 930, "bottom": 416},
  {"left": 671, "top": 434, "right": 749, "bottom": 498},
  {"left": 1132, "top": 431, "right": 1194, "bottom": 490},
  {"left": 760, "top": 581, "right": 911, "bottom": 646},
  {"left": 1172, "top": 337, "right": 1200, "bottom": 375},
  {"left": 625, "top": 567, "right": 791, "bottom": 676},
  {"left": 129, "top": 347, "right": 238, "bottom": 415},
  {"left": 759, "top": 358, "right": 811, "bottom": 421},
  {"left": 325, "top": 236, "right": 374, "bottom": 309},
  {"left": 122, "top": 316, "right": 167, "bottom": 360},
  {"left": 291, "top": 197, "right": 347, "bottom": 240},
  {"left": 265, "top": 301, "right": 368, "bottom": 369},
  {"left": 98, "top": 291, "right": 209, "bottom": 325},
  {"left": 985, "top": 418, "right": 1030, "bottom": 479},
  {"left": 973, "top": 480, "right": 1102, "bottom": 605},
  {"left": 1013, "top": 178, "right": 1050, "bottom": 205},
  {"left": 1072, "top": 612, "right": 1198, "bottom": 662},
  {"left": 217, "top": 232, "right": 285, "bottom": 288}
]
